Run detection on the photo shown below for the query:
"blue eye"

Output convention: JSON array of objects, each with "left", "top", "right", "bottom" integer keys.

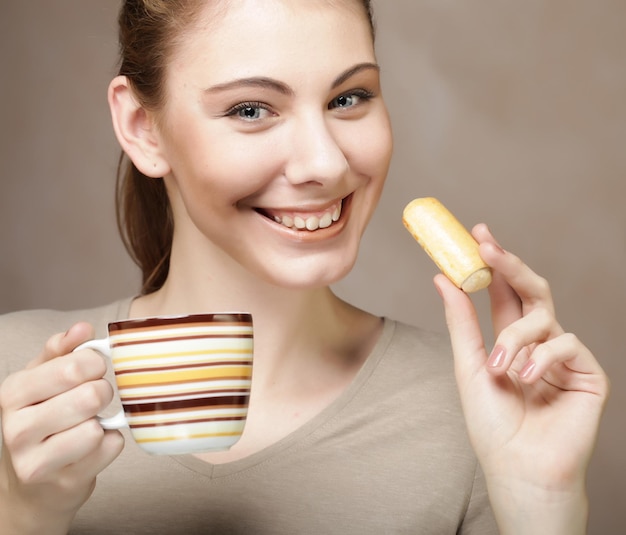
[
  {"left": 329, "top": 90, "right": 374, "bottom": 110},
  {"left": 332, "top": 95, "right": 355, "bottom": 108},
  {"left": 239, "top": 106, "right": 262, "bottom": 119},
  {"left": 226, "top": 102, "right": 272, "bottom": 121}
]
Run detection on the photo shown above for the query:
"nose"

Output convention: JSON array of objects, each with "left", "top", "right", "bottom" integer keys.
[{"left": 283, "top": 113, "right": 349, "bottom": 186}]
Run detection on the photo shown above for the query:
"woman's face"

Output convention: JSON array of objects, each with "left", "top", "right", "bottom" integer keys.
[{"left": 155, "top": 0, "right": 393, "bottom": 289}]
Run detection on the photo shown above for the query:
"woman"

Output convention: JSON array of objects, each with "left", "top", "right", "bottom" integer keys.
[{"left": 0, "top": 0, "right": 608, "bottom": 533}]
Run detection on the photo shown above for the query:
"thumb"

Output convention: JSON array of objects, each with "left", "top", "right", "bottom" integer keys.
[
  {"left": 28, "top": 321, "right": 96, "bottom": 369},
  {"left": 433, "top": 274, "right": 487, "bottom": 378}
]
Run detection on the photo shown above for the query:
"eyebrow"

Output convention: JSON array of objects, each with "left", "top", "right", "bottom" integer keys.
[
  {"left": 203, "top": 62, "right": 380, "bottom": 95},
  {"left": 331, "top": 62, "right": 380, "bottom": 89},
  {"left": 204, "top": 77, "right": 293, "bottom": 96}
]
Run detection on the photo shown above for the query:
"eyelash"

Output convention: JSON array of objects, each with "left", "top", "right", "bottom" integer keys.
[
  {"left": 328, "top": 89, "right": 375, "bottom": 110},
  {"left": 224, "top": 101, "right": 272, "bottom": 120},
  {"left": 224, "top": 88, "right": 376, "bottom": 121}
]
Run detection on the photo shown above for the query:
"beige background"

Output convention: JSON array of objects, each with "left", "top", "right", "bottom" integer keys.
[{"left": 1, "top": 1, "right": 624, "bottom": 532}]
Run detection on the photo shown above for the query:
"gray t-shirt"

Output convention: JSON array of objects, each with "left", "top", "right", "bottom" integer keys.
[{"left": 0, "top": 299, "right": 497, "bottom": 534}]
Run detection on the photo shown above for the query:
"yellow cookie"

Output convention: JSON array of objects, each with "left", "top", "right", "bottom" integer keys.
[{"left": 402, "top": 197, "right": 492, "bottom": 292}]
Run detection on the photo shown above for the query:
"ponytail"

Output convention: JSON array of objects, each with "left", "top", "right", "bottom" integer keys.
[{"left": 115, "top": 154, "right": 173, "bottom": 294}]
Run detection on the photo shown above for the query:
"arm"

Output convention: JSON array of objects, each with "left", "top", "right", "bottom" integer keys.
[
  {"left": 435, "top": 224, "right": 609, "bottom": 534},
  {"left": 0, "top": 323, "right": 124, "bottom": 534}
]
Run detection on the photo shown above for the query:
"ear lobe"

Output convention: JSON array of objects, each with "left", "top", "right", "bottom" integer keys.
[{"left": 108, "top": 75, "right": 170, "bottom": 178}]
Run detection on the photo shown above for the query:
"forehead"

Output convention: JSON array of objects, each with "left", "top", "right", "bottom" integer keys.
[{"left": 169, "top": 0, "right": 375, "bottom": 84}]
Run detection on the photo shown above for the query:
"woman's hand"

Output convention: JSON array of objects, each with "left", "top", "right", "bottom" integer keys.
[
  {"left": 434, "top": 223, "right": 609, "bottom": 535},
  {"left": 0, "top": 323, "right": 125, "bottom": 535}
]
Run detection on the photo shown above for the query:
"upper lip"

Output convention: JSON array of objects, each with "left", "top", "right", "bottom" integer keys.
[{"left": 254, "top": 196, "right": 346, "bottom": 218}]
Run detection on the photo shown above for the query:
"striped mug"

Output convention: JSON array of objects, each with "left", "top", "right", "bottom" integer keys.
[{"left": 76, "top": 313, "right": 253, "bottom": 455}]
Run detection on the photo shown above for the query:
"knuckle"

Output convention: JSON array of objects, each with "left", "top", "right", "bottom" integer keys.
[
  {"left": 535, "top": 306, "right": 557, "bottom": 334},
  {"left": 534, "top": 305, "right": 552, "bottom": 322},
  {"left": 0, "top": 371, "right": 27, "bottom": 409},
  {"left": 534, "top": 275, "right": 551, "bottom": 296},
  {"left": 2, "top": 416, "right": 33, "bottom": 451},
  {"left": 74, "top": 381, "right": 109, "bottom": 416},
  {"left": 58, "top": 353, "right": 106, "bottom": 387},
  {"left": 12, "top": 454, "right": 47, "bottom": 485},
  {"left": 532, "top": 341, "right": 557, "bottom": 362},
  {"left": 58, "top": 357, "right": 86, "bottom": 386},
  {"left": 78, "top": 350, "right": 107, "bottom": 379},
  {"left": 2, "top": 428, "right": 22, "bottom": 452},
  {"left": 0, "top": 378, "right": 15, "bottom": 409},
  {"left": 12, "top": 463, "right": 35, "bottom": 485},
  {"left": 560, "top": 332, "right": 581, "bottom": 350},
  {"left": 500, "top": 323, "right": 524, "bottom": 347},
  {"left": 81, "top": 417, "right": 106, "bottom": 444},
  {"left": 107, "top": 429, "right": 126, "bottom": 453},
  {"left": 43, "top": 330, "right": 66, "bottom": 356}
]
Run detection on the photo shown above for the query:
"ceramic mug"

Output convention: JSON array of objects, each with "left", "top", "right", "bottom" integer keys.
[{"left": 76, "top": 313, "right": 253, "bottom": 455}]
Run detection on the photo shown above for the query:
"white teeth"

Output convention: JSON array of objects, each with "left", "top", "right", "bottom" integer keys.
[
  {"left": 270, "top": 201, "right": 343, "bottom": 231},
  {"left": 319, "top": 212, "right": 332, "bottom": 229},
  {"left": 305, "top": 216, "right": 320, "bottom": 231}
]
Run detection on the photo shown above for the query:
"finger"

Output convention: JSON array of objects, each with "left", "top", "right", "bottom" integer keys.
[
  {"left": 66, "top": 429, "right": 125, "bottom": 478},
  {"left": 13, "top": 421, "right": 124, "bottom": 485},
  {"left": 11, "top": 418, "right": 105, "bottom": 484},
  {"left": 36, "top": 420, "right": 113, "bottom": 480},
  {"left": 61, "top": 429, "right": 125, "bottom": 486},
  {"left": 487, "top": 268, "right": 524, "bottom": 338},
  {"left": 471, "top": 222, "right": 501, "bottom": 248},
  {"left": 434, "top": 273, "right": 488, "bottom": 377},
  {"left": 1, "top": 349, "right": 108, "bottom": 411},
  {"left": 29, "top": 322, "right": 95, "bottom": 369},
  {"left": 478, "top": 240, "right": 555, "bottom": 315},
  {"left": 487, "top": 306, "right": 564, "bottom": 376},
  {"left": 471, "top": 224, "right": 523, "bottom": 335},
  {"left": 518, "top": 333, "right": 607, "bottom": 393},
  {"left": 473, "top": 223, "right": 555, "bottom": 314},
  {"left": 13, "top": 378, "right": 115, "bottom": 446}
]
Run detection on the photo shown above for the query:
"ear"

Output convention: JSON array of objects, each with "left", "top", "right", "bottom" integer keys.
[{"left": 108, "top": 75, "right": 170, "bottom": 178}]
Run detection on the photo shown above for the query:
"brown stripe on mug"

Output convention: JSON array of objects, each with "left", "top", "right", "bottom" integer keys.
[
  {"left": 109, "top": 314, "right": 253, "bottom": 333},
  {"left": 111, "top": 332, "right": 253, "bottom": 348},
  {"left": 123, "top": 395, "right": 250, "bottom": 414},
  {"left": 118, "top": 387, "right": 251, "bottom": 403},
  {"left": 129, "top": 415, "right": 247, "bottom": 429}
]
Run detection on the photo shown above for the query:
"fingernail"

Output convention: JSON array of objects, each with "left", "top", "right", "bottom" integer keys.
[
  {"left": 520, "top": 360, "right": 536, "bottom": 379},
  {"left": 488, "top": 345, "right": 506, "bottom": 368}
]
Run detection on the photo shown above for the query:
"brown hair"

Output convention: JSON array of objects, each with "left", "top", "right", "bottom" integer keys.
[{"left": 114, "top": 0, "right": 376, "bottom": 294}]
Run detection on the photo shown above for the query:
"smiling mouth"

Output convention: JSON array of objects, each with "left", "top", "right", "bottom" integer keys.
[{"left": 256, "top": 199, "right": 344, "bottom": 232}]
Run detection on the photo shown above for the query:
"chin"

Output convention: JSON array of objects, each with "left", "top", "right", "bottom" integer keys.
[{"left": 256, "top": 253, "right": 358, "bottom": 290}]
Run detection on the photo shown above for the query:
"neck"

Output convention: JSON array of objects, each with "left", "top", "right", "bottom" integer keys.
[{"left": 129, "top": 245, "right": 381, "bottom": 383}]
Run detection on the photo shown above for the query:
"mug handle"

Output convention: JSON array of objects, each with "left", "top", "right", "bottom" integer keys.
[{"left": 74, "top": 338, "right": 127, "bottom": 430}]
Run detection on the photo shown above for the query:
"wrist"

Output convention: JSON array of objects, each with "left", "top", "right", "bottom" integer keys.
[
  {"left": 0, "top": 492, "right": 73, "bottom": 535},
  {"left": 486, "top": 478, "right": 588, "bottom": 535},
  {"left": 0, "top": 467, "right": 74, "bottom": 535},
  {"left": 0, "top": 498, "right": 73, "bottom": 535}
]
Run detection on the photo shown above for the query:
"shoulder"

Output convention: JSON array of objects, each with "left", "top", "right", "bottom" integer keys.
[
  {"left": 381, "top": 319, "right": 455, "bottom": 382},
  {"left": 361, "top": 318, "right": 466, "bottom": 434},
  {"left": 357, "top": 318, "right": 461, "bottom": 419},
  {"left": 0, "top": 298, "right": 133, "bottom": 376}
]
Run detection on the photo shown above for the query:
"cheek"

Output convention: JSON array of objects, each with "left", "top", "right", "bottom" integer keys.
[
  {"left": 348, "top": 114, "right": 394, "bottom": 179},
  {"left": 169, "top": 133, "right": 281, "bottom": 206}
]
